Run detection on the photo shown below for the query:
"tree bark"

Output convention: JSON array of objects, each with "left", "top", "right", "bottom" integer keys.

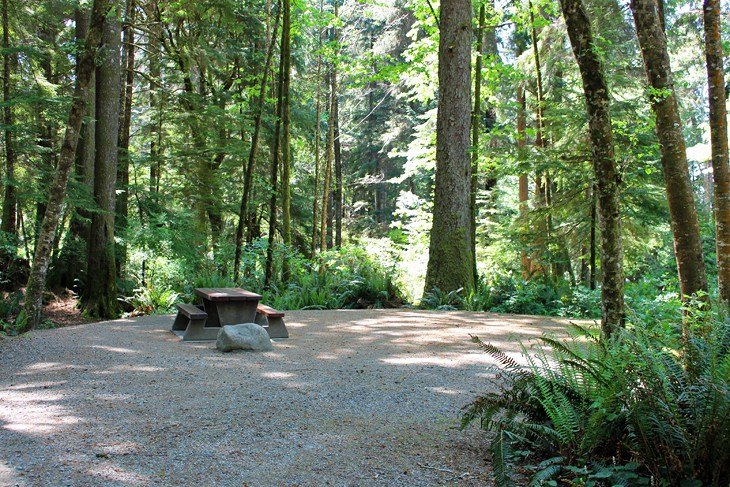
[
  {"left": 470, "top": 1, "right": 486, "bottom": 286},
  {"left": 517, "top": 84, "right": 531, "bottom": 278},
  {"left": 264, "top": 14, "right": 287, "bottom": 288},
  {"left": 630, "top": 0, "right": 708, "bottom": 301},
  {"left": 1, "top": 0, "right": 16, "bottom": 238},
  {"left": 703, "top": 0, "right": 730, "bottom": 305},
  {"left": 320, "top": 69, "right": 334, "bottom": 252},
  {"left": 332, "top": 0, "right": 343, "bottom": 249},
  {"left": 560, "top": 0, "right": 625, "bottom": 335},
  {"left": 281, "top": 0, "right": 292, "bottom": 279},
  {"left": 424, "top": 0, "right": 474, "bottom": 294},
  {"left": 116, "top": 0, "right": 136, "bottom": 278},
  {"left": 22, "top": 0, "right": 113, "bottom": 331},
  {"left": 233, "top": 3, "right": 280, "bottom": 282},
  {"left": 82, "top": 2, "right": 121, "bottom": 319}
]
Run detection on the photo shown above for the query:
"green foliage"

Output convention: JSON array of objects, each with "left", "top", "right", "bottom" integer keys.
[
  {"left": 0, "top": 291, "right": 23, "bottom": 336},
  {"left": 125, "top": 285, "right": 180, "bottom": 316},
  {"left": 462, "top": 316, "right": 730, "bottom": 486},
  {"left": 260, "top": 246, "right": 405, "bottom": 310}
]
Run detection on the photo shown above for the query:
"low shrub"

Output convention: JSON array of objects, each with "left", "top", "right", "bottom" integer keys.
[{"left": 462, "top": 315, "right": 730, "bottom": 486}]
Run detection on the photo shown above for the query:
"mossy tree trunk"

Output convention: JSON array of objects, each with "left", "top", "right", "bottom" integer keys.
[
  {"left": 560, "top": 0, "right": 625, "bottom": 335},
  {"left": 23, "top": 0, "right": 113, "bottom": 330},
  {"left": 424, "top": 0, "right": 474, "bottom": 294},
  {"left": 630, "top": 0, "right": 708, "bottom": 302},
  {"left": 703, "top": 0, "right": 730, "bottom": 305}
]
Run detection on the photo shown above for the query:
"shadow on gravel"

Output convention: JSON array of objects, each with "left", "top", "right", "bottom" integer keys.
[{"left": 0, "top": 310, "right": 581, "bottom": 486}]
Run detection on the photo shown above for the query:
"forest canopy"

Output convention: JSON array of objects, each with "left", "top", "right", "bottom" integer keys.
[{"left": 0, "top": 0, "right": 727, "bottom": 333}]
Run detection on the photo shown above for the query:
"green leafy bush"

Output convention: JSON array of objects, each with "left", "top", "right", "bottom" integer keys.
[
  {"left": 462, "top": 317, "right": 730, "bottom": 486},
  {"left": 125, "top": 285, "right": 180, "bottom": 315}
]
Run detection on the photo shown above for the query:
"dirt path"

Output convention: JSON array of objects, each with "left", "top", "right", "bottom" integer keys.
[{"left": 0, "top": 310, "right": 574, "bottom": 486}]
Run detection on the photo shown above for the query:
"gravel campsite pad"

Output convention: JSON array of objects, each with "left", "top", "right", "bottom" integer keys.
[{"left": 0, "top": 309, "right": 572, "bottom": 486}]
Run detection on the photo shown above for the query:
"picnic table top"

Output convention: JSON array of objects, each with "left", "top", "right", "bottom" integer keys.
[{"left": 194, "top": 287, "right": 262, "bottom": 302}]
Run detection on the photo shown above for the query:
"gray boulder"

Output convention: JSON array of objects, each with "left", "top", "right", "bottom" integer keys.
[{"left": 216, "top": 323, "right": 273, "bottom": 352}]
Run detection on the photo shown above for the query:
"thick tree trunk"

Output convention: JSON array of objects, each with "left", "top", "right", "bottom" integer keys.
[
  {"left": 1, "top": 0, "right": 16, "bottom": 238},
  {"left": 22, "top": 0, "right": 113, "bottom": 331},
  {"left": 82, "top": 3, "right": 121, "bottom": 319},
  {"left": 116, "top": 0, "right": 135, "bottom": 278},
  {"left": 424, "top": 0, "right": 474, "bottom": 294},
  {"left": 560, "top": 0, "right": 625, "bottom": 335},
  {"left": 630, "top": 0, "right": 709, "bottom": 301},
  {"left": 703, "top": 0, "right": 730, "bottom": 305},
  {"left": 233, "top": 4, "right": 280, "bottom": 282}
]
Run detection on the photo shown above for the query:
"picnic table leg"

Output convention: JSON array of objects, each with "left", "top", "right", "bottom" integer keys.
[
  {"left": 183, "top": 316, "right": 219, "bottom": 341},
  {"left": 201, "top": 299, "right": 221, "bottom": 327},
  {"left": 255, "top": 313, "right": 289, "bottom": 339},
  {"left": 171, "top": 312, "right": 189, "bottom": 331}
]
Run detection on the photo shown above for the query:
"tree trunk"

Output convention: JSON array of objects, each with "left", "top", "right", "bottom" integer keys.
[
  {"left": 630, "top": 0, "right": 708, "bottom": 301},
  {"left": 22, "top": 0, "right": 113, "bottom": 331},
  {"left": 470, "top": 1, "right": 486, "bottom": 286},
  {"left": 264, "top": 16, "right": 287, "bottom": 288},
  {"left": 424, "top": 0, "right": 474, "bottom": 294},
  {"left": 1, "top": 0, "right": 16, "bottom": 238},
  {"left": 517, "top": 84, "right": 531, "bottom": 278},
  {"left": 234, "top": 3, "right": 280, "bottom": 282},
  {"left": 560, "top": 0, "right": 625, "bottom": 335},
  {"left": 589, "top": 184, "right": 597, "bottom": 290},
  {"left": 116, "top": 0, "right": 135, "bottom": 278},
  {"left": 332, "top": 0, "right": 343, "bottom": 249},
  {"left": 320, "top": 69, "right": 334, "bottom": 252},
  {"left": 145, "top": 0, "right": 161, "bottom": 195},
  {"left": 703, "top": 0, "right": 730, "bottom": 305},
  {"left": 281, "top": 0, "right": 292, "bottom": 279},
  {"left": 82, "top": 2, "right": 121, "bottom": 319},
  {"left": 311, "top": 58, "right": 322, "bottom": 256}
]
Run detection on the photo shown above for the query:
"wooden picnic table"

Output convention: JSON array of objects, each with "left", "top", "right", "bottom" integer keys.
[{"left": 195, "top": 287, "right": 263, "bottom": 328}]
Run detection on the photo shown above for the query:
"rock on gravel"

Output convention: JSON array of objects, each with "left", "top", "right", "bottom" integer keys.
[{"left": 216, "top": 323, "right": 273, "bottom": 352}]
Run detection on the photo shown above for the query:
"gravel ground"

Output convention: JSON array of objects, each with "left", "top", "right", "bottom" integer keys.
[{"left": 0, "top": 309, "right": 573, "bottom": 486}]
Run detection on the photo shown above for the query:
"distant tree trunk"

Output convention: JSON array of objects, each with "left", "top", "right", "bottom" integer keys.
[
  {"left": 561, "top": 0, "right": 625, "bottom": 335},
  {"left": 145, "top": 0, "right": 161, "bottom": 195},
  {"left": 630, "top": 0, "right": 709, "bottom": 301},
  {"left": 82, "top": 3, "right": 121, "bottom": 319},
  {"left": 589, "top": 184, "right": 597, "bottom": 290},
  {"left": 311, "top": 7, "right": 323, "bottom": 256},
  {"left": 264, "top": 15, "right": 287, "bottom": 288},
  {"left": 517, "top": 84, "right": 531, "bottom": 278},
  {"left": 332, "top": 0, "right": 343, "bottom": 249},
  {"left": 320, "top": 70, "right": 334, "bottom": 252},
  {"left": 22, "top": 0, "right": 112, "bottom": 331},
  {"left": 529, "top": 0, "right": 550, "bottom": 277},
  {"left": 116, "top": 0, "right": 136, "bottom": 278},
  {"left": 703, "top": 0, "right": 730, "bottom": 305},
  {"left": 1, "top": 0, "right": 16, "bottom": 239},
  {"left": 470, "top": 1, "right": 486, "bottom": 286},
  {"left": 281, "top": 0, "right": 292, "bottom": 279},
  {"left": 424, "top": 0, "right": 474, "bottom": 294},
  {"left": 234, "top": 3, "right": 280, "bottom": 282}
]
